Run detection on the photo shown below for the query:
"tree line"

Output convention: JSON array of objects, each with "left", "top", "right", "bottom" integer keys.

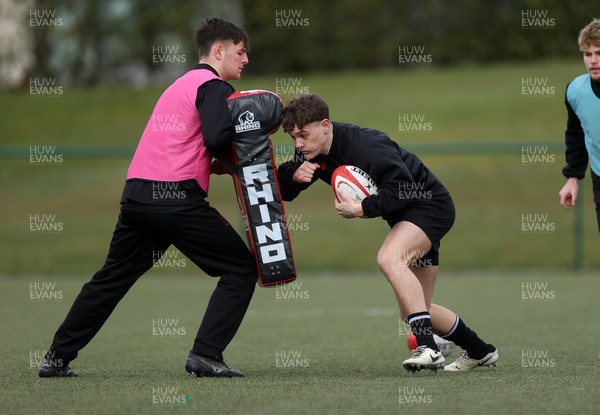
[{"left": 2, "top": 0, "right": 595, "bottom": 88}]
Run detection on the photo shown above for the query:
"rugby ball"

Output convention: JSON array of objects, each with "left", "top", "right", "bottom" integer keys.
[
  {"left": 407, "top": 332, "right": 456, "bottom": 357},
  {"left": 331, "top": 165, "right": 378, "bottom": 202}
]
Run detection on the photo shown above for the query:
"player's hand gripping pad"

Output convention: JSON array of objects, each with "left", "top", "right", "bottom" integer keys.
[{"left": 227, "top": 90, "right": 297, "bottom": 286}]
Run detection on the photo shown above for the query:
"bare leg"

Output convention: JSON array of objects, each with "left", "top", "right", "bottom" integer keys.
[
  {"left": 410, "top": 266, "right": 456, "bottom": 335},
  {"left": 378, "top": 221, "right": 455, "bottom": 334},
  {"left": 377, "top": 221, "right": 431, "bottom": 316},
  {"left": 379, "top": 222, "right": 451, "bottom": 370}
]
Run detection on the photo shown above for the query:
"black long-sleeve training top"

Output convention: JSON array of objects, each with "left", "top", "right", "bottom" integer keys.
[{"left": 277, "top": 122, "right": 449, "bottom": 220}]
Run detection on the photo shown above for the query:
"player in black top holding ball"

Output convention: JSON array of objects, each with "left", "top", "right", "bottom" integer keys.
[{"left": 277, "top": 93, "right": 498, "bottom": 372}]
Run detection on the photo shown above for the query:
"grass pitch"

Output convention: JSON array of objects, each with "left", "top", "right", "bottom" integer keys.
[
  {"left": 2, "top": 60, "right": 600, "bottom": 414},
  {"left": 1, "top": 272, "right": 599, "bottom": 415},
  {"left": 2, "top": 60, "right": 600, "bottom": 274}
]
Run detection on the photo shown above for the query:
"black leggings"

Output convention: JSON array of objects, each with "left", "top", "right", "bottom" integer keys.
[
  {"left": 592, "top": 169, "right": 600, "bottom": 233},
  {"left": 48, "top": 200, "right": 257, "bottom": 364}
]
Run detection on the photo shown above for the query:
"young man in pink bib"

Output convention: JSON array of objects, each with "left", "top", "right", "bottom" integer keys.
[{"left": 40, "top": 18, "right": 255, "bottom": 378}]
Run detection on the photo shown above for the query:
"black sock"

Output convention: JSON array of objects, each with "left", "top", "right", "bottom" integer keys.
[
  {"left": 407, "top": 312, "right": 438, "bottom": 351},
  {"left": 441, "top": 316, "right": 494, "bottom": 360}
]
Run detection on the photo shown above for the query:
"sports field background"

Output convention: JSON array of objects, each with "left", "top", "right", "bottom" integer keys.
[
  {"left": 2, "top": 61, "right": 600, "bottom": 275},
  {"left": 2, "top": 61, "right": 600, "bottom": 414}
]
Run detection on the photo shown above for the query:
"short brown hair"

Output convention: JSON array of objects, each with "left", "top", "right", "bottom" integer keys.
[
  {"left": 281, "top": 94, "right": 330, "bottom": 133},
  {"left": 196, "top": 18, "right": 248, "bottom": 57},
  {"left": 578, "top": 18, "right": 600, "bottom": 50}
]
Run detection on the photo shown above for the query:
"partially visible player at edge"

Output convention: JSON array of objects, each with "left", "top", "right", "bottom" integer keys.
[
  {"left": 277, "top": 93, "right": 498, "bottom": 372},
  {"left": 39, "top": 18, "right": 256, "bottom": 378},
  {"left": 559, "top": 18, "right": 600, "bottom": 231}
]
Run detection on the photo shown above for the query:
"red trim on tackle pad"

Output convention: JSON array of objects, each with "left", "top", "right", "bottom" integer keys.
[{"left": 227, "top": 90, "right": 297, "bottom": 286}]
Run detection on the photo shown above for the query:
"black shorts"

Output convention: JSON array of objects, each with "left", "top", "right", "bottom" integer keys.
[
  {"left": 592, "top": 169, "right": 600, "bottom": 233},
  {"left": 385, "top": 195, "right": 456, "bottom": 266}
]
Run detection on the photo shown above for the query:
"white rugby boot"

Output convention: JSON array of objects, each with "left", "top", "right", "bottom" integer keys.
[
  {"left": 402, "top": 345, "right": 445, "bottom": 372},
  {"left": 443, "top": 348, "right": 499, "bottom": 372}
]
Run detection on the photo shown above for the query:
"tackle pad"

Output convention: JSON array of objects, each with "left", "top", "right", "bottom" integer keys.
[{"left": 227, "top": 90, "right": 297, "bottom": 286}]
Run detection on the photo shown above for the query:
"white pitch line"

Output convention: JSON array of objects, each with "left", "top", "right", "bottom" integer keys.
[
  {"left": 246, "top": 309, "right": 323, "bottom": 319},
  {"left": 333, "top": 307, "right": 397, "bottom": 317},
  {"left": 246, "top": 307, "right": 397, "bottom": 319}
]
